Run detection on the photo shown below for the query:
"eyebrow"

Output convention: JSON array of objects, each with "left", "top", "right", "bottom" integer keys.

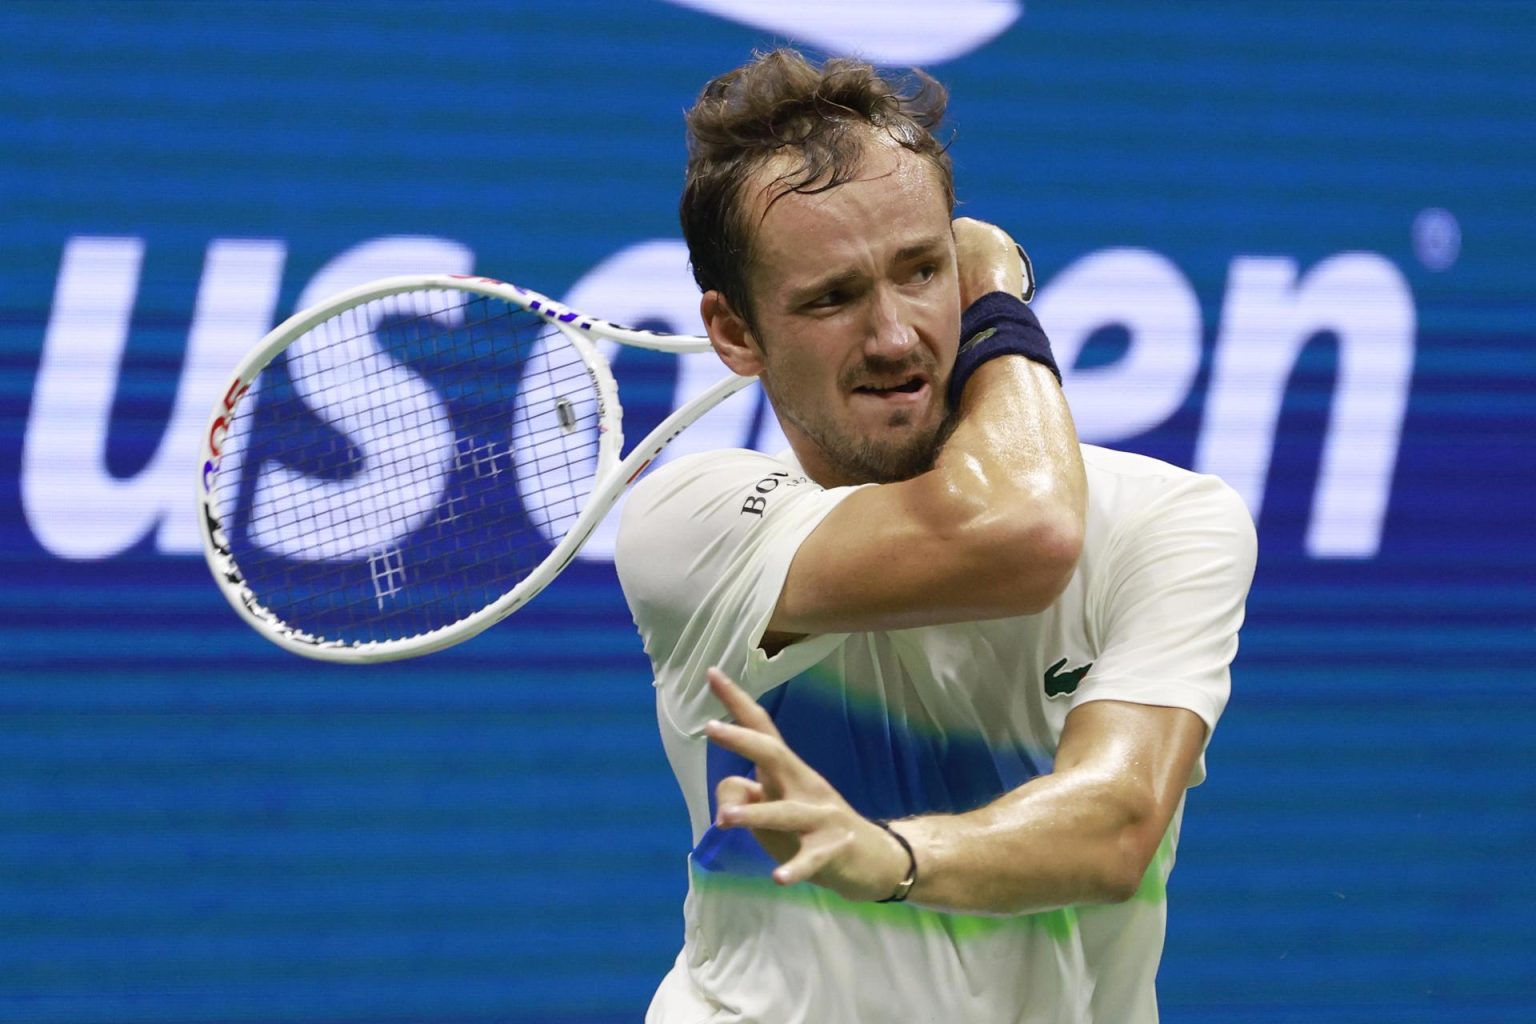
[
  {"left": 891, "top": 235, "right": 950, "bottom": 265},
  {"left": 789, "top": 234, "right": 950, "bottom": 303}
]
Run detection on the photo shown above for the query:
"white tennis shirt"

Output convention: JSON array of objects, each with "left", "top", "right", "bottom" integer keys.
[{"left": 615, "top": 443, "right": 1257, "bottom": 1024}]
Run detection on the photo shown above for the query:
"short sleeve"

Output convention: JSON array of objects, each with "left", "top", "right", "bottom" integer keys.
[
  {"left": 614, "top": 450, "right": 865, "bottom": 735},
  {"left": 1073, "top": 474, "right": 1258, "bottom": 783}
]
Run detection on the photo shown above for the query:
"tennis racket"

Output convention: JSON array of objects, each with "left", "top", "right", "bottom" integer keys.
[{"left": 198, "top": 273, "right": 755, "bottom": 663}]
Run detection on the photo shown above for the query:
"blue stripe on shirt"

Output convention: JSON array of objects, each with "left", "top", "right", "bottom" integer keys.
[{"left": 693, "top": 668, "right": 1048, "bottom": 876}]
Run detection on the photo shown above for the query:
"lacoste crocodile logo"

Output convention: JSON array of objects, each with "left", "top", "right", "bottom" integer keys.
[
  {"left": 957, "top": 326, "right": 997, "bottom": 356},
  {"left": 1044, "top": 657, "right": 1093, "bottom": 698}
]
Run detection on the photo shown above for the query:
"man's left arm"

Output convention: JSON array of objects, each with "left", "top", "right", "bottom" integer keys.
[
  {"left": 884, "top": 699, "right": 1206, "bottom": 912},
  {"left": 706, "top": 672, "right": 1204, "bottom": 912},
  {"left": 706, "top": 471, "right": 1258, "bottom": 911}
]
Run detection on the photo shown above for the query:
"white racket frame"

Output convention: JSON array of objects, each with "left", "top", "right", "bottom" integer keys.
[{"left": 198, "top": 273, "right": 755, "bottom": 663}]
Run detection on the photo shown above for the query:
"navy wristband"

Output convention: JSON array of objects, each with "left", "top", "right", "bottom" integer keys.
[{"left": 947, "top": 291, "right": 1061, "bottom": 408}]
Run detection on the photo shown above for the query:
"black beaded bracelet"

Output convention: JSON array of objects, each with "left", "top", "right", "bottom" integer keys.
[
  {"left": 947, "top": 291, "right": 1061, "bottom": 409},
  {"left": 873, "top": 820, "right": 918, "bottom": 904}
]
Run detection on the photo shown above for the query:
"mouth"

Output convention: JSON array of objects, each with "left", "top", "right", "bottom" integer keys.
[{"left": 851, "top": 375, "right": 930, "bottom": 404}]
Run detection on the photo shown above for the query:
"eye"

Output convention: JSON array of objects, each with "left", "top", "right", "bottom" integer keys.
[
  {"left": 911, "top": 263, "right": 938, "bottom": 284},
  {"left": 807, "top": 289, "right": 849, "bottom": 309}
]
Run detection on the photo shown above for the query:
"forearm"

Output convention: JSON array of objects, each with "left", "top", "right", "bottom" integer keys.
[
  {"left": 922, "top": 353, "right": 1087, "bottom": 610},
  {"left": 704, "top": 680, "right": 1208, "bottom": 915},
  {"left": 888, "top": 701, "right": 1207, "bottom": 915},
  {"left": 772, "top": 352, "right": 1086, "bottom": 634},
  {"left": 894, "top": 768, "right": 1159, "bottom": 915},
  {"left": 935, "top": 219, "right": 1086, "bottom": 602}
]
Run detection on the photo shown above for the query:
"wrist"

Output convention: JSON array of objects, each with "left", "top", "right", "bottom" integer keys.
[
  {"left": 947, "top": 292, "right": 1061, "bottom": 409},
  {"left": 873, "top": 819, "right": 918, "bottom": 904}
]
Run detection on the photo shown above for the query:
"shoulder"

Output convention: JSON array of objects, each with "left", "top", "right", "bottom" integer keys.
[
  {"left": 614, "top": 447, "right": 841, "bottom": 609},
  {"left": 1079, "top": 444, "right": 1257, "bottom": 584},
  {"left": 624, "top": 448, "right": 806, "bottom": 525},
  {"left": 1082, "top": 444, "right": 1252, "bottom": 531},
  {"left": 615, "top": 449, "right": 859, "bottom": 704},
  {"left": 1069, "top": 448, "right": 1258, "bottom": 748},
  {"left": 616, "top": 449, "right": 812, "bottom": 572},
  {"left": 1083, "top": 444, "right": 1231, "bottom": 496}
]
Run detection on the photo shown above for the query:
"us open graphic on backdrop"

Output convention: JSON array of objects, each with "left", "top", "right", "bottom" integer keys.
[{"left": 21, "top": 233, "right": 1414, "bottom": 568}]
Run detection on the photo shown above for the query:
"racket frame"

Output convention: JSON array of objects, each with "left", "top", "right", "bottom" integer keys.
[{"left": 198, "top": 273, "right": 754, "bottom": 663}]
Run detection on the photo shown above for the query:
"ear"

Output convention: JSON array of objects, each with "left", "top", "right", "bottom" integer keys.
[{"left": 701, "top": 291, "right": 764, "bottom": 377}]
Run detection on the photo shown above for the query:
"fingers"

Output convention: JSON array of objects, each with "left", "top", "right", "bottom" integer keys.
[
  {"left": 773, "top": 828, "right": 855, "bottom": 888},
  {"left": 707, "top": 667, "right": 783, "bottom": 739},
  {"left": 705, "top": 718, "right": 814, "bottom": 790},
  {"left": 704, "top": 669, "right": 814, "bottom": 793},
  {"left": 703, "top": 666, "right": 884, "bottom": 899},
  {"left": 952, "top": 216, "right": 1027, "bottom": 306},
  {"left": 954, "top": 216, "right": 1017, "bottom": 251},
  {"left": 714, "top": 775, "right": 765, "bottom": 809},
  {"left": 716, "top": 796, "right": 823, "bottom": 833}
]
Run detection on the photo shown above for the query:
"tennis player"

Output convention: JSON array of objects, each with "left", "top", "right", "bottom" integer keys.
[{"left": 615, "top": 49, "right": 1256, "bottom": 1023}]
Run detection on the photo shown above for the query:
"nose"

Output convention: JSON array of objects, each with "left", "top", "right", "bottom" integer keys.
[{"left": 864, "top": 283, "right": 918, "bottom": 359}]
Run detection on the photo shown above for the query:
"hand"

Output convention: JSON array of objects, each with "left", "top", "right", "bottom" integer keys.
[
  {"left": 704, "top": 668, "right": 912, "bottom": 903},
  {"left": 952, "top": 217, "right": 1034, "bottom": 308}
]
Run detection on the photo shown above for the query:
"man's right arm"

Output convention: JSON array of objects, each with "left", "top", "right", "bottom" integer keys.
[{"left": 769, "top": 221, "right": 1087, "bottom": 637}]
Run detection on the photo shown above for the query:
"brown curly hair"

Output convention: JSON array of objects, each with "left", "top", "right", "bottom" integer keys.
[{"left": 680, "top": 49, "right": 955, "bottom": 329}]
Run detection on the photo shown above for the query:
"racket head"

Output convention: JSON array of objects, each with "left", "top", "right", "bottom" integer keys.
[{"left": 198, "top": 273, "right": 674, "bottom": 663}]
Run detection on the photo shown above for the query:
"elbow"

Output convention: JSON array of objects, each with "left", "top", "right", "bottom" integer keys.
[
  {"left": 1067, "top": 781, "right": 1163, "bottom": 905},
  {"left": 1024, "top": 510, "right": 1085, "bottom": 612},
  {"left": 1092, "top": 826, "right": 1163, "bottom": 905},
  {"left": 989, "top": 506, "right": 1084, "bottom": 615},
  {"left": 989, "top": 460, "right": 1087, "bottom": 614},
  {"left": 1096, "top": 866, "right": 1146, "bottom": 906},
  {"left": 919, "top": 470, "right": 1085, "bottom": 619}
]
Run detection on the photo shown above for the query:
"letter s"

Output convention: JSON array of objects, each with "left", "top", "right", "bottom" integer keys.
[{"left": 246, "top": 237, "right": 472, "bottom": 561}]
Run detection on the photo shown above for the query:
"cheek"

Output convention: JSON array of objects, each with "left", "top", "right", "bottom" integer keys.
[{"left": 771, "top": 342, "right": 841, "bottom": 393}]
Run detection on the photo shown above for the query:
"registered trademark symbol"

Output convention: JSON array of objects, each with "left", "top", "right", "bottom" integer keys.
[{"left": 1412, "top": 208, "right": 1460, "bottom": 271}]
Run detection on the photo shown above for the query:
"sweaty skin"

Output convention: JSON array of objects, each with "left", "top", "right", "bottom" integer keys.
[{"left": 702, "top": 132, "right": 1087, "bottom": 640}]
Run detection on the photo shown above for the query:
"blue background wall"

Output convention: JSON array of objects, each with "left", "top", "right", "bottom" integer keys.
[{"left": 2, "top": 2, "right": 1532, "bottom": 1021}]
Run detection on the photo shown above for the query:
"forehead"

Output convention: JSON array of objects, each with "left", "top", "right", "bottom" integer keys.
[{"left": 743, "top": 137, "right": 951, "bottom": 291}]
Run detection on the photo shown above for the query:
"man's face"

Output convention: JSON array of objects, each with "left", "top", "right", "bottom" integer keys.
[{"left": 733, "top": 137, "right": 961, "bottom": 487}]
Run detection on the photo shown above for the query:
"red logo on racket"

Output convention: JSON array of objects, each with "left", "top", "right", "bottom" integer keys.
[{"left": 207, "top": 378, "right": 250, "bottom": 458}]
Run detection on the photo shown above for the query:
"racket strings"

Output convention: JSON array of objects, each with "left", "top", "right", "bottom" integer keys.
[{"left": 215, "top": 291, "right": 606, "bottom": 646}]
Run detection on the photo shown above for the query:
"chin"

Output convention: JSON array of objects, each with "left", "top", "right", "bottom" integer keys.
[
  {"left": 782, "top": 397, "right": 949, "bottom": 485},
  {"left": 843, "top": 427, "right": 945, "bottom": 485}
]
